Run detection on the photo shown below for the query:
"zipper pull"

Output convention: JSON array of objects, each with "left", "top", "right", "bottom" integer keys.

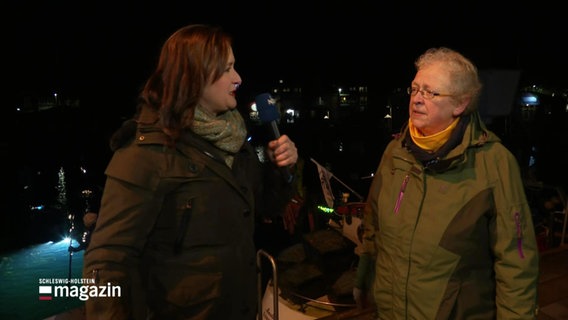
[
  {"left": 514, "top": 212, "right": 525, "bottom": 259},
  {"left": 394, "top": 174, "right": 410, "bottom": 214}
]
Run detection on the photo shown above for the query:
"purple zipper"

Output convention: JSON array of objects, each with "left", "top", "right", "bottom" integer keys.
[
  {"left": 515, "top": 212, "right": 525, "bottom": 259},
  {"left": 394, "top": 174, "right": 410, "bottom": 214}
]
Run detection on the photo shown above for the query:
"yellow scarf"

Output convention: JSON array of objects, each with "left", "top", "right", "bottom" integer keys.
[{"left": 408, "top": 117, "right": 459, "bottom": 152}]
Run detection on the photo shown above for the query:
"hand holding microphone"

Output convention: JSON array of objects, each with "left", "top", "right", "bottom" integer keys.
[{"left": 255, "top": 93, "right": 297, "bottom": 183}]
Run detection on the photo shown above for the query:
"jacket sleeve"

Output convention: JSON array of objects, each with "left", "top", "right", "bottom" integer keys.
[
  {"left": 254, "top": 144, "right": 296, "bottom": 220},
  {"left": 82, "top": 145, "right": 165, "bottom": 319},
  {"left": 490, "top": 144, "right": 540, "bottom": 319},
  {"left": 354, "top": 143, "right": 391, "bottom": 290}
]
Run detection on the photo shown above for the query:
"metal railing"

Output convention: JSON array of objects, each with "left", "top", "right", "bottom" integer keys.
[{"left": 257, "top": 249, "right": 279, "bottom": 320}]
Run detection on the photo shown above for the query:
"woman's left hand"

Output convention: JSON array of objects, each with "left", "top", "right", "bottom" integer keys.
[{"left": 267, "top": 134, "right": 298, "bottom": 167}]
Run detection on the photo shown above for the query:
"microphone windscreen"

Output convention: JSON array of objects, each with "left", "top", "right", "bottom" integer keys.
[{"left": 255, "top": 93, "right": 280, "bottom": 123}]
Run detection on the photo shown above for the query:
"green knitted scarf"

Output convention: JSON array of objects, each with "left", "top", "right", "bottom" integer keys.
[{"left": 191, "top": 106, "right": 247, "bottom": 167}]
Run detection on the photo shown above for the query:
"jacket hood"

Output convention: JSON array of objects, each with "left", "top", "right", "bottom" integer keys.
[
  {"left": 396, "top": 111, "right": 501, "bottom": 172},
  {"left": 109, "top": 105, "right": 161, "bottom": 151}
]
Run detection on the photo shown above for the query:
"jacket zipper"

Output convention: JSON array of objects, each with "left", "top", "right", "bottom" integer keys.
[
  {"left": 514, "top": 212, "right": 525, "bottom": 258},
  {"left": 394, "top": 174, "right": 410, "bottom": 215}
]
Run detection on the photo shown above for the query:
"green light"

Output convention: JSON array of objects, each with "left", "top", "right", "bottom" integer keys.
[{"left": 317, "top": 205, "right": 334, "bottom": 213}]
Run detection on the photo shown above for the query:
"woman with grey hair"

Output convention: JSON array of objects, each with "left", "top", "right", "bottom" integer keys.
[{"left": 354, "top": 47, "right": 539, "bottom": 319}]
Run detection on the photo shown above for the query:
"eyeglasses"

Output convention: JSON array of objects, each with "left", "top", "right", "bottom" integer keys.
[{"left": 407, "top": 86, "right": 453, "bottom": 99}]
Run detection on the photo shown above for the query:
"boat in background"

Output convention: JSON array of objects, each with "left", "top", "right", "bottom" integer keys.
[{"left": 258, "top": 203, "right": 371, "bottom": 320}]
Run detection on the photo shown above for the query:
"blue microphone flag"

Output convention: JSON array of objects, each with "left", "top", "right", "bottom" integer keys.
[{"left": 255, "top": 93, "right": 280, "bottom": 123}]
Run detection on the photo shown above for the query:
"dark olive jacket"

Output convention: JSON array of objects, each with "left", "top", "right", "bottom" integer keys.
[{"left": 82, "top": 107, "right": 293, "bottom": 320}]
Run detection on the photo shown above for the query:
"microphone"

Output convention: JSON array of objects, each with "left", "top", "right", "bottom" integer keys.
[{"left": 255, "top": 92, "right": 294, "bottom": 183}]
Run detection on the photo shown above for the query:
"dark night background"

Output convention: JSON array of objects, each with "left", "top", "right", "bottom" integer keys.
[
  {"left": 8, "top": 1, "right": 568, "bottom": 103},
  {"left": 2, "top": 1, "right": 567, "bottom": 252}
]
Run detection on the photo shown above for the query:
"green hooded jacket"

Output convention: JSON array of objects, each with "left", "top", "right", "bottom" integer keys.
[{"left": 358, "top": 112, "right": 539, "bottom": 319}]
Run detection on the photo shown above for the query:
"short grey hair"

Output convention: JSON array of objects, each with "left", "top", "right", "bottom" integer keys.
[{"left": 415, "top": 47, "right": 482, "bottom": 114}]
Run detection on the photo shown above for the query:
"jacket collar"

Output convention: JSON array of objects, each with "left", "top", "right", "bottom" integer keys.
[
  {"left": 179, "top": 130, "right": 255, "bottom": 207},
  {"left": 134, "top": 105, "right": 254, "bottom": 206},
  {"left": 395, "top": 111, "right": 499, "bottom": 173}
]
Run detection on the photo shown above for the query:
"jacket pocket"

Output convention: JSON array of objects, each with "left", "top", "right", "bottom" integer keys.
[
  {"left": 148, "top": 267, "right": 222, "bottom": 308},
  {"left": 174, "top": 199, "right": 193, "bottom": 254}
]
